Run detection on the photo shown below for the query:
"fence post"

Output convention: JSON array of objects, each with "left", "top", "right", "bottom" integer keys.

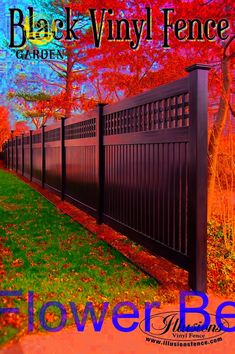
[
  {"left": 186, "top": 64, "right": 210, "bottom": 292},
  {"left": 30, "top": 130, "right": 33, "bottom": 181},
  {"left": 11, "top": 130, "right": 14, "bottom": 170},
  {"left": 41, "top": 125, "right": 45, "bottom": 188},
  {"left": 22, "top": 134, "right": 24, "bottom": 176},
  {"left": 15, "top": 136, "right": 18, "bottom": 172},
  {"left": 96, "top": 103, "right": 105, "bottom": 224},
  {"left": 60, "top": 117, "right": 66, "bottom": 200}
]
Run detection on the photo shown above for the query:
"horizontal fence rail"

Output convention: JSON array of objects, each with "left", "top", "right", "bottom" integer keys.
[{"left": 2, "top": 64, "right": 210, "bottom": 291}]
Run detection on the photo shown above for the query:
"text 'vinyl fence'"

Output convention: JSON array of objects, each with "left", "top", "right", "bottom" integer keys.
[{"left": 2, "top": 64, "right": 210, "bottom": 292}]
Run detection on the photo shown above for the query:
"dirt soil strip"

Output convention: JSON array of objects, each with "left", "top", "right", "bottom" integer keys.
[{"left": 0, "top": 162, "right": 188, "bottom": 291}]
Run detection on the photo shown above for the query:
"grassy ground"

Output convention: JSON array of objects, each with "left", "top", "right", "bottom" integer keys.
[{"left": 0, "top": 169, "right": 159, "bottom": 347}]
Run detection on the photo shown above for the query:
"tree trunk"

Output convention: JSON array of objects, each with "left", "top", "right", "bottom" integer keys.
[
  {"left": 65, "top": 49, "right": 73, "bottom": 119},
  {"left": 207, "top": 57, "right": 231, "bottom": 218}
]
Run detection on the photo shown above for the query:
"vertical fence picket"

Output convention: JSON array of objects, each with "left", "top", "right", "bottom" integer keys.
[
  {"left": 22, "top": 134, "right": 24, "bottom": 176},
  {"left": 41, "top": 125, "right": 45, "bottom": 188},
  {"left": 15, "top": 136, "right": 18, "bottom": 172},
  {"left": 7, "top": 140, "right": 9, "bottom": 168},
  {"left": 61, "top": 118, "right": 66, "bottom": 200},
  {"left": 11, "top": 131, "right": 14, "bottom": 170},
  {"left": 30, "top": 130, "right": 33, "bottom": 181}
]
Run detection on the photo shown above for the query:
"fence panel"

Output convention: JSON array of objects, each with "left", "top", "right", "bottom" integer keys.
[
  {"left": 44, "top": 124, "right": 61, "bottom": 195},
  {"left": 23, "top": 135, "right": 30, "bottom": 179},
  {"left": 12, "top": 139, "right": 16, "bottom": 170},
  {"left": 8, "top": 140, "right": 12, "bottom": 170},
  {"left": 0, "top": 150, "right": 4, "bottom": 162},
  {"left": 32, "top": 131, "right": 42, "bottom": 184},
  {"left": 64, "top": 112, "right": 98, "bottom": 216},
  {"left": 102, "top": 79, "right": 190, "bottom": 269},
  {"left": 17, "top": 137, "right": 22, "bottom": 173}
]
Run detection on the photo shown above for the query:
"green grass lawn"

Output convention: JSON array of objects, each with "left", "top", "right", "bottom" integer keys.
[{"left": 0, "top": 169, "right": 158, "bottom": 346}]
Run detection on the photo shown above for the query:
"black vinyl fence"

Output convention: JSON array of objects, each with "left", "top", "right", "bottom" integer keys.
[{"left": 2, "top": 64, "right": 210, "bottom": 291}]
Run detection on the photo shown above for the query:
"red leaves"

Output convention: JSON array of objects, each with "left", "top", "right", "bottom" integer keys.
[
  {"left": 13, "top": 121, "right": 29, "bottom": 136},
  {"left": 0, "top": 106, "right": 10, "bottom": 149},
  {"left": 62, "top": 263, "right": 71, "bottom": 269},
  {"left": 81, "top": 277, "right": 93, "bottom": 283},
  {"left": 12, "top": 259, "right": 24, "bottom": 268}
]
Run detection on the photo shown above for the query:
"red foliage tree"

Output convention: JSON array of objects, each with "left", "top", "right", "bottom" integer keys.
[
  {"left": 0, "top": 107, "right": 10, "bottom": 151},
  {"left": 13, "top": 121, "right": 30, "bottom": 136},
  {"left": 75, "top": 0, "right": 234, "bottom": 215}
]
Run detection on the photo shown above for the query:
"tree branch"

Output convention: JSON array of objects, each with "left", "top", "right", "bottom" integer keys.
[
  {"left": 44, "top": 60, "right": 67, "bottom": 75},
  {"left": 34, "top": 75, "right": 65, "bottom": 90},
  {"left": 200, "top": 0, "right": 214, "bottom": 5},
  {"left": 224, "top": 35, "right": 235, "bottom": 58}
]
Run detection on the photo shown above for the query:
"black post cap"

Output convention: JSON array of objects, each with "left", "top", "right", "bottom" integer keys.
[{"left": 185, "top": 64, "right": 211, "bottom": 72}]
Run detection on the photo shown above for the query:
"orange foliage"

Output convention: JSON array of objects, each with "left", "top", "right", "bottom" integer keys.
[
  {"left": 0, "top": 107, "right": 10, "bottom": 151},
  {"left": 13, "top": 121, "right": 30, "bottom": 136},
  {"left": 70, "top": 0, "right": 234, "bottom": 105}
]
